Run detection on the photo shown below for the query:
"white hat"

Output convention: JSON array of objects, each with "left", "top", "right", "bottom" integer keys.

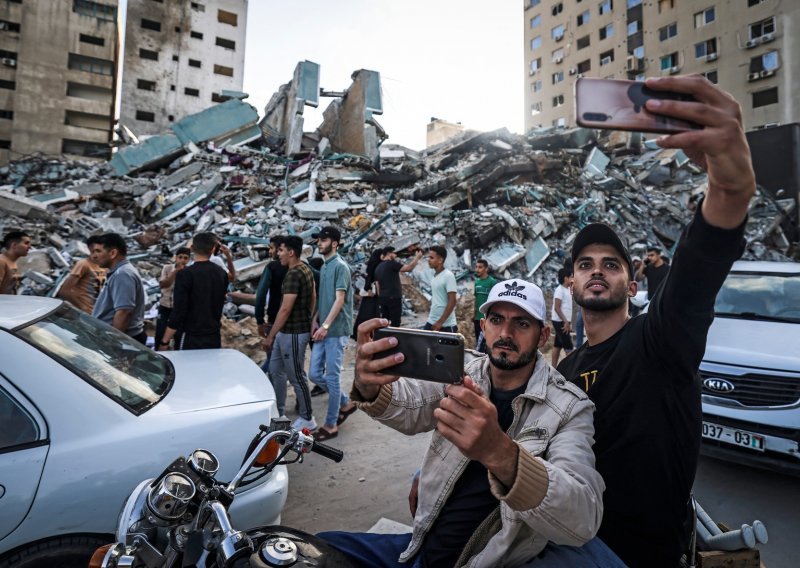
[{"left": 479, "top": 279, "right": 546, "bottom": 323}]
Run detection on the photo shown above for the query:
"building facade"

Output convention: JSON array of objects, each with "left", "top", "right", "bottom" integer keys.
[
  {"left": 523, "top": 0, "right": 800, "bottom": 132},
  {"left": 426, "top": 117, "right": 466, "bottom": 147},
  {"left": 0, "top": 0, "right": 119, "bottom": 164},
  {"left": 120, "top": 0, "right": 247, "bottom": 136}
]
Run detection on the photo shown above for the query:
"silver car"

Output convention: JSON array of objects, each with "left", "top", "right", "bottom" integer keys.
[
  {"left": 700, "top": 260, "right": 800, "bottom": 475},
  {"left": 0, "top": 297, "right": 287, "bottom": 568}
]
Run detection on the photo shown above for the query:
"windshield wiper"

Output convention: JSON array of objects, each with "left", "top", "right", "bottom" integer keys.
[{"left": 715, "top": 312, "right": 799, "bottom": 323}]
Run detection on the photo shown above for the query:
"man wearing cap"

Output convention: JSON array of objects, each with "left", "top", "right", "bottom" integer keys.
[
  {"left": 559, "top": 75, "right": 756, "bottom": 567},
  {"left": 318, "top": 279, "right": 611, "bottom": 567},
  {"left": 309, "top": 226, "right": 357, "bottom": 440}
]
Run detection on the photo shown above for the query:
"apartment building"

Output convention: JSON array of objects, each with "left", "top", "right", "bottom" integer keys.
[
  {"left": 120, "top": 0, "right": 247, "bottom": 136},
  {"left": 523, "top": 0, "right": 800, "bottom": 133},
  {"left": 0, "top": 0, "right": 119, "bottom": 164}
]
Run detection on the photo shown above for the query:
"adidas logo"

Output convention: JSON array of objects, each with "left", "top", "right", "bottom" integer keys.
[{"left": 498, "top": 281, "right": 528, "bottom": 300}]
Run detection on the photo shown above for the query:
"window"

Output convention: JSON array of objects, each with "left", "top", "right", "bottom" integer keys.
[
  {"left": 0, "top": 20, "right": 21, "bottom": 33},
  {"left": 0, "top": 110, "right": 13, "bottom": 119},
  {"left": 600, "top": 49, "right": 614, "bottom": 65},
  {"left": 695, "top": 38, "right": 717, "bottom": 59},
  {"left": 172, "top": 55, "right": 179, "bottom": 61},
  {"left": 191, "top": 2, "right": 205, "bottom": 11},
  {"left": 141, "top": 18, "right": 161, "bottom": 32},
  {"left": 600, "top": 23, "right": 614, "bottom": 40},
  {"left": 0, "top": 79, "right": 16, "bottom": 90},
  {"left": 749, "top": 17, "right": 775, "bottom": 39},
  {"left": 168, "top": 115, "right": 175, "bottom": 121},
  {"left": 137, "top": 78, "right": 156, "bottom": 91},
  {"left": 552, "top": 47, "right": 564, "bottom": 62},
  {"left": 531, "top": 102, "right": 542, "bottom": 116},
  {"left": 748, "top": 0, "right": 767, "bottom": 6},
  {"left": 0, "top": 139, "right": 10, "bottom": 149},
  {"left": 627, "top": 20, "right": 640, "bottom": 36},
  {"left": 79, "top": 33, "right": 104, "bottom": 46},
  {"left": 577, "top": 59, "right": 592, "bottom": 73},
  {"left": 66, "top": 82, "right": 113, "bottom": 102},
  {"left": 659, "top": 22, "right": 678, "bottom": 41},
  {"left": 658, "top": 0, "right": 675, "bottom": 11},
  {"left": 750, "top": 50, "right": 779, "bottom": 73},
  {"left": 552, "top": 94, "right": 565, "bottom": 107},
  {"left": 660, "top": 52, "right": 679, "bottom": 70},
  {"left": 702, "top": 70, "right": 718, "bottom": 83},
  {"left": 136, "top": 110, "right": 155, "bottom": 122},
  {"left": 577, "top": 35, "right": 590, "bottom": 49},
  {"left": 552, "top": 70, "right": 564, "bottom": 84},
  {"left": 184, "top": 87, "right": 200, "bottom": 97},
  {"left": 531, "top": 80, "right": 543, "bottom": 92},
  {"left": 188, "top": 58, "right": 201, "bottom": 68},
  {"left": 694, "top": 7, "right": 715, "bottom": 28},
  {"left": 599, "top": 0, "right": 613, "bottom": 15},
  {"left": 211, "top": 92, "right": 226, "bottom": 103},
  {"left": 218, "top": 9, "right": 238, "bottom": 26},
  {"left": 65, "top": 110, "right": 109, "bottom": 130},
  {"left": 0, "top": 387, "right": 39, "bottom": 451},
  {"left": 531, "top": 35, "right": 541, "bottom": 50},
  {"left": 62, "top": 139, "right": 109, "bottom": 158},
  {"left": 551, "top": 2, "right": 563, "bottom": 16},
  {"left": 73, "top": 0, "right": 116, "bottom": 22},
  {"left": 139, "top": 48, "right": 158, "bottom": 61},
  {"left": 215, "top": 37, "right": 236, "bottom": 50},
  {"left": 577, "top": 9, "right": 590, "bottom": 26},
  {"left": 530, "top": 57, "right": 542, "bottom": 73},
  {"left": 174, "top": 26, "right": 181, "bottom": 33},
  {"left": 530, "top": 15, "right": 542, "bottom": 28},
  {"left": 552, "top": 24, "right": 565, "bottom": 39},
  {"left": 529, "top": 0, "right": 541, "bottom": 6},
  {"left": 752, "top": 87, "right": 778, "bottom": 108},
  {"left": 170, "top": 85, "right": 176, "bottom": 91},
  {"left": 0, "top": 49, "right": 17, "bottom": 67},
  {"left": 633, "top": 46, "right": 645, "bottom": 58},
  {"left": 68, "top": 53, "right": 113, "bottom": 75},
  {"left": 213, "top": 64, "right": 234, "bottom": 77},
  {"left": 190, "top": 30, "right": 203, "bottom": 39},
  {"left": 627, "top": 0, "right": 642, "bottom": 7}
]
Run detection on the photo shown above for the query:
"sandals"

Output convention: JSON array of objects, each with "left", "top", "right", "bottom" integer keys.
[
  {"left": 314, "top": 427, "right": 338, "bottom": 442},
  {"left": 337, "top": 405, "right": 357, "bottom": 426}
]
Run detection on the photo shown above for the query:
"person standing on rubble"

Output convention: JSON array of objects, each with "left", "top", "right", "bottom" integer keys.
[
  {"left": 308, "top": 226, "right": 357, "bottom": 441},
  {"left": 90, "top": 233, "right": 147, "bottom": 344},
  {"left": 0, "top": 230, "right": 31, "bottom": 295},
  {"left": 57, "top": 235, "right": 107, "bottom": 313},
  {"left": 375, "top": 246, "right": 423, "bottom": 326},
  {"left": 472, "top": 258, "right": 496, "bottom": 352},
  {"left": 158, "top": 233, "right": 228, "bottom": 351},
  {"left": 263, "top": 235, "right": 317, "bottom": 430},
  {"left": 550, "top": 268, "right": 574, "bottom": 366},
  {"left": 557, "top": 74, "right": 756, "bottom": 568},
  {"left": 636, "top": 246, "right": 670, "bottom": 300},
  {"left": 154, "top": 247, "right": 191, "bottom": 347},
  {"left": 425, "top": 245, "right": 458, "bottom": 333}
]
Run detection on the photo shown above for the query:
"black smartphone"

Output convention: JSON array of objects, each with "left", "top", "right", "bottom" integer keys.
[
  {"left": 575, "top": 77, "right": 702, "bottom": 134},
  {"left": 372, "top": 327, "right": 465, "bottom": 384}
]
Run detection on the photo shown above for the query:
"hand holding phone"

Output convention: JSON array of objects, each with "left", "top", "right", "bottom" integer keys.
[
  {"left": 575, "top": 78, "right": 702, "bottom": 134},
  {"left": 372, "top": 326, "right": 465, "bottom": 384}
]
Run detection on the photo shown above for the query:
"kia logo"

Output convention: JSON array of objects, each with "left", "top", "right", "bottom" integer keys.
[{"left": 703, "top": 378, "right": 735, "bottom": 393}]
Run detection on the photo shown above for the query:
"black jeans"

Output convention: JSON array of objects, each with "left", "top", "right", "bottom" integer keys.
[
  {"left": 177, "top": 332, "right": 221, "bottom": 350},
  {"left": 155, "top": 305, "right": 172, "bottom": 346},
  {"left": 378, "top": 297, "right": 402, "bottom": 327}
]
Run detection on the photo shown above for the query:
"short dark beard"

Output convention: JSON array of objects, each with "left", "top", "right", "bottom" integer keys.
[
  {"left": 488, "top": 347, "right": 537, "bottom": 371},
  {"left": 573, "top": 287, "right": 628, "bottom": 312}
]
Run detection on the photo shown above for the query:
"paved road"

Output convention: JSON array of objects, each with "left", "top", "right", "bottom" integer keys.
[{"left": 281, "top": 355, "right": 797, "bottom": 566}]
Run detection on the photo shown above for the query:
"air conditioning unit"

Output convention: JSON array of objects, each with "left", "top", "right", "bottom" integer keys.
[
  {"left": 626, "top": 56, "right": 636, "bottom": 71},
  {"left": 747, "top": 71, "right": 760, "bottom": 81},
  {"left": 669, "top": 66, "right": 680, "bottom": 74},
  {"left": 576, "top": 73, "right": 584, "bottom": 79},
  {"left": 554, "top": 57, "right": 564, "bottom": 64},
  {"left": 760, "top": 69, "right": 775, "bottom": 78},
  {"left": 601, "top": 56, "right": 612, "bottom": 66},
  {"left": 744, "top": 38, "right": 759, "bottom": 49},
  {"left": 568, "top": 67, "right": 577, "bottom": 75},
  {"left": 761, "top": 32, "right": 775, "bottom": 43},
  {"left": 706, "top": 53, "right": 718, "bottom": 62},
  {"left": 1, "top": 58, "right": 15, "bottom": 67},
  {"left": 554, "top": 33, "right": 564, "bottom": 42}
]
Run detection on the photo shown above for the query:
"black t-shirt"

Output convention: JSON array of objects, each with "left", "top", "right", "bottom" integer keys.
[
  {"left": 557, "top": 206, "right": 746, "bottom": 568},
  {"left": 375, "top": 260, "right": 403, "bottom": 298},
  {"left": 266, "top": 260, "right": 288, "bottom": 323},
  {"left": 421, "top": 382, "right": 527, "bottom": 568},
  {"left": 644, "top": 262, "right": 670, "bottom": 298},
  {"left": 168, "top": 261, "right": 229, "bottom": 335}
]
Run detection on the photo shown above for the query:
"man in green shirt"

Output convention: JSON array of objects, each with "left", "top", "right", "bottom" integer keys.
[{"left": 473, "top": 259, "right": 496, "bottom": 352}]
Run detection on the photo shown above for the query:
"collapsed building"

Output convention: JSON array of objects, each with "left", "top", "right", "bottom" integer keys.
[{"left": 0, "top": 62, "right": 797, "bottom": 336}]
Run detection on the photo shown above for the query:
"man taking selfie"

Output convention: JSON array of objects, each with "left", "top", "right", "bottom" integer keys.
[{"left": 319, "top": 280, "right": 611, "bottom": 567}]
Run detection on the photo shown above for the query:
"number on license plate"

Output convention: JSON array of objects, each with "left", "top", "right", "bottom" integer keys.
[{"left": 702, "top": 422, "right": 764, "bottom": 452}]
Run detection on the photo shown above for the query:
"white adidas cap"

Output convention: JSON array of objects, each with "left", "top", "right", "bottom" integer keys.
[{"left": 479, "top": 279, "right": 547, "bottom": 323}]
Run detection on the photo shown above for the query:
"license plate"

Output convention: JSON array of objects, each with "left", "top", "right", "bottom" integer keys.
[{"left": 702, "top": 422, "right": 765, "bottom": 452}]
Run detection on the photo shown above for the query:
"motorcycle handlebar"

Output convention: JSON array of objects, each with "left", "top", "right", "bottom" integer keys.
[{"left": 310, "top": 439, "right": 344, "bottom": 462}]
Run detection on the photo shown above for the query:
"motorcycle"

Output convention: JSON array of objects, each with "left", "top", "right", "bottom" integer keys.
[{"left": 90, "top": 418, "right": 354, "bottom": 568}]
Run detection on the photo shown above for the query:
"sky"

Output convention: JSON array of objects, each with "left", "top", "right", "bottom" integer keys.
[{"left": 239, "top": 1, "right": 524, "bottom": 150}]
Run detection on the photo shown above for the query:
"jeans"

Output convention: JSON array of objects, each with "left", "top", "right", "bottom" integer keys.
[
  {"left": 155, "top": 305, "right": 171, "bottom": 346},
  {"left": 317, "top": 532, "right": 423, "bottom": 568},
  {"left": 309, "top": 335, "right": 349, "bottom": 427},
  {"left": 526, "top": 537, "right": 629, "bottom": 567},
  {"left": 269, "top": 332, "right": 312, "bottom": 419},
  {"left": 576, "top": 308, "right": 585, "bottom": 347}
]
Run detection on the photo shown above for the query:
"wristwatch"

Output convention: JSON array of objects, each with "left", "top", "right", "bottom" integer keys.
[{"left": 322, "top": 323, "right": 330, "bottom": 330}]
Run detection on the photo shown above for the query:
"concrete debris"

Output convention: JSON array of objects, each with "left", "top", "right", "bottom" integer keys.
[{"left": 0, "top": 62, "right": 796, "bottom": 330}]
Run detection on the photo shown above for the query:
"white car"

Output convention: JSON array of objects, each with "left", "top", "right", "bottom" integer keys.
[{"left": 0, "top": 297, "right": 287, "bottom": 568}]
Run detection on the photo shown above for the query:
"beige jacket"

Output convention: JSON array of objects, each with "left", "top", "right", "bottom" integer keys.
[{"left": 353, "top": 351, "right": 604, "bottom": 568}]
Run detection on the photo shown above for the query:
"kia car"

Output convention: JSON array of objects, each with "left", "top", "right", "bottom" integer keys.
[
  {"left": 699, "top": 261, "right": 800, "bottom": 475},
  {"left": 0, "top": 297, "right": 287, "bottom": 568}
]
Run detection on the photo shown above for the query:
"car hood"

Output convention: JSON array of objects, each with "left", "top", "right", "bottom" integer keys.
[
  {"left": 151, "top": 349, "right": 273, "bottom": 415},
  {"left": 703, "top": 316, "right": 800, "bottom": 372}
]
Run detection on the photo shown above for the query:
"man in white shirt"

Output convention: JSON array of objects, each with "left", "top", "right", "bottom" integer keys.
[
  {"left": 424, "top": 245, "right": 458, "bottom": 332},
  {"left": 550, "top": 268, "right": 574, "bottom": 365}
]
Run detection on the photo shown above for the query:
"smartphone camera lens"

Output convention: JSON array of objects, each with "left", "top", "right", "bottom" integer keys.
[
  {"left": 583, "top": 112, "right": 608, "bottom": 122},
  {"left": 435, "top": 354, "right": 444, "bottom": 362}
]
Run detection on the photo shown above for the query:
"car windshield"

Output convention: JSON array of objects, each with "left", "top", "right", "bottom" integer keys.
[
  {"left": 714, "top": 271, "right": 800, "bottom": 323},
  {"left": 16, "top": 304, "right": 174, "bottom": 414}
]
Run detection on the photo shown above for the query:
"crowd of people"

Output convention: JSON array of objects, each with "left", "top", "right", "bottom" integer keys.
[{"left": 0, "top": 75, "right": 758, "bottom": 567}]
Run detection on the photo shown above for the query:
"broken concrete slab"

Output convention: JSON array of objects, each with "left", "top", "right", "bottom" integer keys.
[
  {"left": 0, "top": 190, "right": 52, "bottom": 220},
  {"left": 294, "top": 200, "right": 350, "bottom": 220}
]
